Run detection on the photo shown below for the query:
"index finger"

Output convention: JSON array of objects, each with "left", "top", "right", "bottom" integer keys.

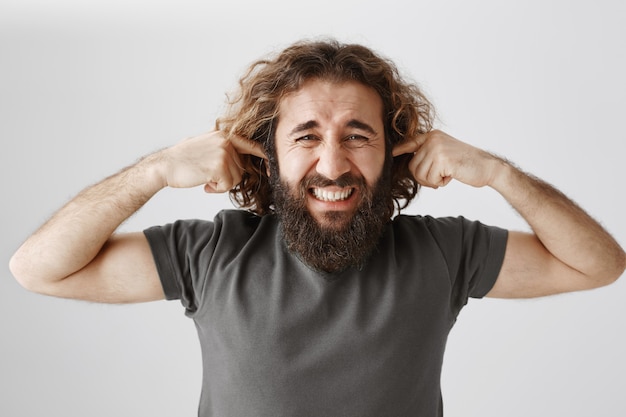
[
  {"left": 392, "top": 134, "right": 427, "bottom": 157},
  {"left": 230, "top": 134, "right": 267, "bottom": 159}
]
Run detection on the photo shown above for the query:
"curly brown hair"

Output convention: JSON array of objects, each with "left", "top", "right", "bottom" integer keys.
[{"left": 216, "top": 38, "right": 435, "bottom": 216}]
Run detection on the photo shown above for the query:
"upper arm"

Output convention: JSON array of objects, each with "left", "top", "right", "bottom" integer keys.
[
  {"left": 486, "top": 231, "right": 605, "bottom": 298},
  {"left": 33, "top": 232, "right": 165, "bottom": 304}
]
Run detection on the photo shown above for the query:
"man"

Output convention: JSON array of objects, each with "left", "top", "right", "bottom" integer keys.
[{"left": 10, "top": 39, "right": 625, "bottom": 416}]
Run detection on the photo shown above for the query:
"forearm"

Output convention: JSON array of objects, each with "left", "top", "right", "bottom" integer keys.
[
  {"left": 490, "top": 159, "right": 626, "bottom": 284},
  {"left": 10, "top": 152, "right": 166, "bottom": 289}
]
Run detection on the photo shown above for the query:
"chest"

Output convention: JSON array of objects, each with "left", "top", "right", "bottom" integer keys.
[{"left": 193, "top": 254, "right": 454, "bottom": 415}]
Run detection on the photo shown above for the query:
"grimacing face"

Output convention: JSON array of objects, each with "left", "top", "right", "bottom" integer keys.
[
  {"left": 269, "top": 79, "right": 392, "bottom": 273},
  {"left": 273, "top": 79, "right": 387, "bottom": 229}
]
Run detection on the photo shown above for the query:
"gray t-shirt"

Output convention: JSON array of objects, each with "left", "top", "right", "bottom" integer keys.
[{"left": 144, "top": 210, "right": 508, "bottom": 417}]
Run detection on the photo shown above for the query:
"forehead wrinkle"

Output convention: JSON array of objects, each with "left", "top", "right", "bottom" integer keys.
[
  {"left": 286, "top": 116, "right": 379, "bottom": 140},
  {"left": 278, "top": 80, "right": 384, "bottom": 140}
]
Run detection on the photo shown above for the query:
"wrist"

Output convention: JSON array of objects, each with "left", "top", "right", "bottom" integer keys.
[
  {"left": 134, "top": 151, "right": 169, "bottom": 194},
  {"left": 486, "top": 155, "right": 516, "bottom": 191}
]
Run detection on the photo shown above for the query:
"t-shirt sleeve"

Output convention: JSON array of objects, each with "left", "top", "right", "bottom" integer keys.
[
  {"left": 463, "top": 219, "right": 508, "bottom": 298},
  {"left": 143, "top": 218, "right": 217, "bottom": 314},
  {"left": 424, "top": 216, "right": 508, "bottom": 306}
]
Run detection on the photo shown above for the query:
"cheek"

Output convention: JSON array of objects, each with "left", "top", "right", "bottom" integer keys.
[
  {"left": 277, "top": 149, "right": 314, "bottom": 184},
  {"left": 354, "top": 150, "right": 386, "bottom": 184}
]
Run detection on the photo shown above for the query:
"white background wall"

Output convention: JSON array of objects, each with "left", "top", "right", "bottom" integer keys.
[{"left": 1, "top": 0, "right": 625, "bottom": 416}]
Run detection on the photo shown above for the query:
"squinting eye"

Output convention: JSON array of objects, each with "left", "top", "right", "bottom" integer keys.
[
  {"left": 294, "top": 135, "right": 319, "bottom": 146},
  {"left": 346, "top": 135, "right": 368, "bottom": 142}
]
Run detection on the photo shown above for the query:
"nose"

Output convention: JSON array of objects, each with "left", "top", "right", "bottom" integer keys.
[{"left": 315, "top": 143, "right": 351, "bottom": 180}]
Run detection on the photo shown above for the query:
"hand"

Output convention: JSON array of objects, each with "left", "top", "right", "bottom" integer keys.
[
  {"left": 392, "top": 130, "right": 502, "bottom": 189},
  {"left": 160, "top": 130, "right": 266, "bottom": 193}
]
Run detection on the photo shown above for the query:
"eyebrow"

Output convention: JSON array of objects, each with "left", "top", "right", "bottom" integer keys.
[
  {"left": 346, "top": 119, "right": 378, "bottom": 135},
  {"left": 288, "top": 120, "right": 319, "bottom": 137},
  {"left": 288, "top": 119, "right": 378, "bottom": 137}
]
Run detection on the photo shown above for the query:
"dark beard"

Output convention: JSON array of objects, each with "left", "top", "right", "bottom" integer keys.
[{"left": 271, "top": 172, "right": 392, "bottom": 274}]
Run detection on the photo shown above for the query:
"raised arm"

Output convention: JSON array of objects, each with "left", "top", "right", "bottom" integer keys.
[
  {"left": 9, "top": 131, "right": 265, "bottom": 303},
  {"left": 393, "top": 130, "right": 626, "bottom": 298}
]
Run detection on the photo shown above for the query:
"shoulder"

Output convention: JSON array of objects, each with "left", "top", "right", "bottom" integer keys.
[
  {"left": 389, "top": 214, "right": 508, "bottom": 258},
  {"left": 143, "top": 209, "right": 269, "bottom": 248},
  {"left": 217, "top": 209, "right": 268, "bottom": 227},
  {"left": 391, "top": 214, "right": 468, "bottom": 238},
  {"left": 392, "top": 214, "right": 505, "bottom": 236},
  {"left": 214, "top": 209, "right": 274, "bottom": 237}
]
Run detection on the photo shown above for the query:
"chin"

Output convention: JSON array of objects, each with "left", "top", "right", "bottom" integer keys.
[{"left": 314, "top": 210, "right": 355, "bottom": 231}]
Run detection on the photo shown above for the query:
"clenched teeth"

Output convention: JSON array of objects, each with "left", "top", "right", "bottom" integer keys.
[{"left": 312, "top": 188, "right": 354, "bottom": 202}]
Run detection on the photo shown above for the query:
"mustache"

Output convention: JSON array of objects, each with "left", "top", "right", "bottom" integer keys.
[{"left": 300, "top": 172, "right": 367, "bottom": 190}]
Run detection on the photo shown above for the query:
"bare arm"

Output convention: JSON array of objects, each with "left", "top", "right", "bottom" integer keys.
[
  {"left": 487, "top": 163, "right": 625, "bottom": 297},
  {"left": 10, "top": 155, "right": 165, "bottom": 303},
  {"left": 9, "top": 131, "right": 265, "bottom": 303},
  {"left": 393, "top": 130, "right": 625, "bottom": 298}
]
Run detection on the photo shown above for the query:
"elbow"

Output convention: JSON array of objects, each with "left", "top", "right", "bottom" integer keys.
[
  {"left": 592, "top": 246, "right": 626, "bottom": 288},
  {"left": 9, "top": 251, "right": 51, "bottom": 295},
  {"left": 9, "top": 251, "right": 35, "bottom": 292},
  {"left": 612, "top": 247, "right": 626, "bottom": 284}
]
